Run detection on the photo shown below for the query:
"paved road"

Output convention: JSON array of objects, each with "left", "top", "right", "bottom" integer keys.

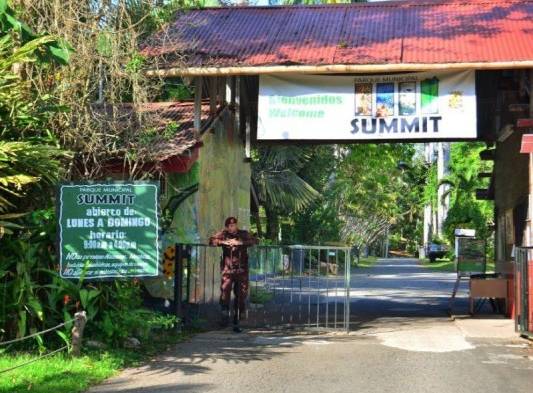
[
  {"left": 90, "top": 259, "right": 533, "bottom": 393},
  {"left": 350, "top": 257, "right": 470, "bottom": 319}
]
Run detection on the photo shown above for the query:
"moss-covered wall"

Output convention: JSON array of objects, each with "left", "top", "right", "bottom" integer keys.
[
  {"left": 198, "top": 111, "right": 251, "bottom": 240},
  {"left": 196, "top": 110, "right": 251, "bottom": 303},
  {"left": 144, "top": 164, "right": 200, "bottom": 299},
  {"left": 145, "top": 109, "right": 251, "bottom": 301},
  {"left": 165, "top": 163, "right": 201, "bottom": 244}
]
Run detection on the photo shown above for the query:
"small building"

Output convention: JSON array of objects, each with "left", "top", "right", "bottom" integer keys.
[{"left": 92, "top": 100, "right": 251, "bottom": 300}]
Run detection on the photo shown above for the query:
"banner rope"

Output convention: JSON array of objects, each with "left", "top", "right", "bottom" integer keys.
[
  {"left": 0, "top": 345, "right": 69, "bottom": 374},
  {"left": 0, "top": 319, "right": 74, "bottom": 347}
]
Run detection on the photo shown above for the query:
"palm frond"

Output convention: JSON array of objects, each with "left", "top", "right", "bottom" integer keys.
[
  {"left": 253, "top": 169, "right": 320, "bottom": 213},
  {"left": 255, "top": 146, "right": 311, "bottom": 171},
  {"left": 0, "top": 141, "right": 69, "bottom": 213}
]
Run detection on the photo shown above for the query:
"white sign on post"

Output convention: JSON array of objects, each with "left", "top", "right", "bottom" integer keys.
[{"left": 257, "top": 71, "right": 477, "bottom": 141}]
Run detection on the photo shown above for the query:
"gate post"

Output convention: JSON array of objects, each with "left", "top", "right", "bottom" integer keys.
[
  {"left": 174, "top": 244, "right": 184, "bottom": 320},
  {"left": 345, "top": 249, "right": 351, "bottom": 332},
  {"left": 71, "top": 311, "right": 87, "bottom": 357}
]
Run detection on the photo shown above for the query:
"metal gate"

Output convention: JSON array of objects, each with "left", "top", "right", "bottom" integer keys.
[
  {"left": 515, "top": 247, "right": 533, "bottom": 337},
  {"left": 174, "top": 244, "right": 351, "bottom": 332}
]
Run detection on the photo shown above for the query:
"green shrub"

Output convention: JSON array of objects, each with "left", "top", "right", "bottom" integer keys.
[
  {"left": 249, "top": 286, "right": 274, "bottom": 305},
  {"left": 98, "top": 308, "right": 177, "bottom": 347}
]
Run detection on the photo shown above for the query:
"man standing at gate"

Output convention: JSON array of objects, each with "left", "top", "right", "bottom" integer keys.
[{"left": 209, "top": 217, "right": 258, "bottom": 333}]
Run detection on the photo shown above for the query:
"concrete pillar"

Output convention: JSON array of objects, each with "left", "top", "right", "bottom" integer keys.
[{"left": 436, "top": 142, "right": 451, "bottom": 237}]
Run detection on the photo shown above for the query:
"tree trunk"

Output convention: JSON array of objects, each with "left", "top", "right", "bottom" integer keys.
[
  {"left": 265, "top": 207, "right": 279, "bottom": 242},
  {"left": 250, "top": 185, "right": 263, "bottom": 238},
  {"left": 253, "top": 208, "right": 263, "bottom": 238}
]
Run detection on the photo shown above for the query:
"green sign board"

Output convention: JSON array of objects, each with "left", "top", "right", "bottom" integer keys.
[{"left": 58, "top": 182, "right": 160, "bottom": 279}]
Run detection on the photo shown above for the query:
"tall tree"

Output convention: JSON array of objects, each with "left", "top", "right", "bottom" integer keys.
[
  {"left": 441, "top": 142, "right": 493, "bottom": 243},
  {"left": 14, "top": 0, "right": 198, "bottom": 179},
  {"left": 0, "top": 5, "right": 69, "bottom": 236},
  {"left": 335, "top": 144, "right": 418, "bottom": 251}
]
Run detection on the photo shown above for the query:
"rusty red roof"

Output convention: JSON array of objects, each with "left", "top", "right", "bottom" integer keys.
[
  {"left": 141, "top": 0, "right": 533, "bottom": 72},
  {"left": 91, "top": 101, "right": 212, "bottom": 161}
]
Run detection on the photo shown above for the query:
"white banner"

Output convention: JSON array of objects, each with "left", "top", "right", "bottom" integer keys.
[{"left": 257, "top": 71, "right": 477, "bottom": 140}]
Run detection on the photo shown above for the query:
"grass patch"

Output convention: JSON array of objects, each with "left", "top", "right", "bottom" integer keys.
[
  {"left": 0, "top": 329, "right": 189, "bottom": 393},
  {"left": 354, "top": 256, "right": 378, "bottom": 268},
  {"left": 419, "top": 258, "right": 496, "bottom": 273},
  {"left": 420, "top": 258, "right": 454, "bottom": 272}
]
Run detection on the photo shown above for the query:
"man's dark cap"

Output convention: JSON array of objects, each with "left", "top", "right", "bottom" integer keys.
[{"left": 224, "top": 217, "right": 238, "bottom": 227}]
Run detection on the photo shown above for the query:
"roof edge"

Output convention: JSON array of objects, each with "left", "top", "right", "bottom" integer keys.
[
  {"left": 182, "top": 0, "right": 528, "bottom": 11},
  {"left": 146, "top": 61, "right": 533, "bottom": 77}
]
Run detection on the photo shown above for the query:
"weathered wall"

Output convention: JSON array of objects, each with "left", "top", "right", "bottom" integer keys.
[
  {"left": 494, "top": 130, "right": 529, "bottom": 270},
  {"left": 165, "top": 164, "right": 201, "bottom": 244},
  {"left": 198, "top": 110, "right": 251, "bottom": 239},
  {"left": 143, "top": 109, "right": 251, "bottom": 302},
  {"left": 144, "top": 165, "right": 201, "bottom": 300},
  {"left": 196, "top": 110, "right": 251, "bottom": 303}
]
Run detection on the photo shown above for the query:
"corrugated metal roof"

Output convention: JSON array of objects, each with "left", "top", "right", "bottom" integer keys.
[
  {"left": 91, "top": 102, "right": 209, "bottom": 161},
  {"left": 141, "top": 0, "right": 533, "bottom": 69}
]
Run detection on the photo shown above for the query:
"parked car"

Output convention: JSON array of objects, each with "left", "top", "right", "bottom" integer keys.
[{"left": 426, "top": 243, "right": 448, "bottom": 262}]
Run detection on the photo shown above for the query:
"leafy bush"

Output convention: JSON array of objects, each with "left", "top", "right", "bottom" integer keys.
[
  {"left": 93, "top": 281, "right": 177, "bottom": 347},
  {"left": 98, "top": 308, "right": 177, "bottom": 347},
  {"left": 0, "top": 4, "right": 179, "bottom": 352}
]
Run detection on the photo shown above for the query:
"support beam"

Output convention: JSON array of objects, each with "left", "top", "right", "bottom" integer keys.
[
  {"left": 226, "top": 76, "right": 236, "bottom": 105},
  {"left": 208, "top": 77, "right": 217, "bottom": 115},
  {"left": 234, "top": 76, "right": 241, "bottom": 133},
  {"left": 194, "top": 77, "right": 202, "bottom": 134},
  {"left": 240, "top": 77, "right": 252, "bottom": 160},
  {"left": 217, "top": 76, "right": 226, "bottom": 105},
  {"left": 145, "top": 61, "right": 533, "bottom": 78}
]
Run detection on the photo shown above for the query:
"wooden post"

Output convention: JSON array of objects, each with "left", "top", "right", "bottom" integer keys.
[
  {"left": 194, "top": 77, "right": 202, "bottom": 135},
  {"left": 226, "top": 76, "right": 236, "bottom": 106},
  {"left": 218, "top": 76, "right": 226, "bottom": 105},
  {"left": 209, "top": 77, "right": 217, "bottom": 115},
  {"left": 174, "top": 244, "right": 183, "bottom": 320},
  {"left": 239, "top": 77, "right": 252, "bottom": 160},
  {"left": 235, "top": 76, "right": 241, "bottom": 133},
  {"left": 71, "top": 311, "right": 87, "bottom": 357}
]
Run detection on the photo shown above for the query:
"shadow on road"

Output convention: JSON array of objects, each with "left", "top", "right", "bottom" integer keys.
[{"left": 89, "top": 332, "right": 363, "bottom": 393}]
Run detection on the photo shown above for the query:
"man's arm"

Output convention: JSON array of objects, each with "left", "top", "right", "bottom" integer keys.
[{"left": 209, "top": 231, "right": 226, "bottom": 246}]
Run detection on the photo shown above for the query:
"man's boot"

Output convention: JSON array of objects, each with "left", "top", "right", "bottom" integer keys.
[
  {"left": 220, "top": 306, "right": 230, "bottom": 328},
  {"left": 232, "top": 310, "right": 242, "bottom": 333}
]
